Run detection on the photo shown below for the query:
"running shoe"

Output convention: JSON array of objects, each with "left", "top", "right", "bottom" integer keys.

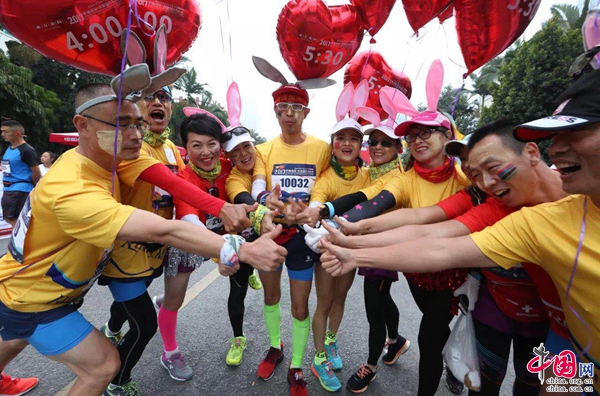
[
  {"left": 100, "top": 324, "right": 124, "bottom": 347},
  {"left": 248, "top": 270, "right": 262, "bottom": 290},
  {"left": 160, "top": 351, "right": 194, "bottom": 381},
  {"left": 381, "top": 337, "right": 410, "bottom": 365},
  {"left": 324, "top": 339, "right": 343, "bottom": 370},
  {"left": 445, "top": 366, "right": 465, "bottom": 394},
  {"left": 103, "top": 380, "right": 142, "bottom": 396},
  {"left": 287, "top": 368, "right": 308, "bottom": 396},
  {"left": 311, "top": 360, "right": 341, "bottom": 392},
  {"left": 347, "top": 365, "right": 377, "bottom": 394},
  {"left": 152, "top": 295, "right": 163, "bottom": 311},
  {"left": 0, "top": 372, "right": 38, "bottom": 396},
  {"left": 257, "top": 343, "right": 284, "bottom": 380},
  {"left": 226, "top": 336, "right": 247, "bottom": 366}
]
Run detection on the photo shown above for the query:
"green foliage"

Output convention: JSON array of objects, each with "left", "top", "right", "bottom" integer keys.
[
  {"left": 481, "top": 19, "right": 583, "bottom": 126},
  {"left": 0, "top": 49, "right": 61, "bottom": 153},
  {"left": 419, "top": 85, "right": 478, "bottom": 135}
]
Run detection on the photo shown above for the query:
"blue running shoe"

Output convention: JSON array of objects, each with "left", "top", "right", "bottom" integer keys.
[
  {"left": 311, "top": 360, "right": 342, "bottom": 392},
  {"left": 325, "top": 340, "right": 343, "bottom": 371}
]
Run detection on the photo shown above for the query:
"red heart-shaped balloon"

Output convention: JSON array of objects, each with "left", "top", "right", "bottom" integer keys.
[
  {"left": 401, "top": 0, "right": 453, "bottom": 33},
  {"left": 350, "top": 0, "right": 396, "bottom": 38},
  {"left": 455, "top": 0, "right": 539, "bottom": 74},
  {"left": 344, "top": 51, "right": 412, "bottom": 122},
  {"left": 0, "top": 0, "right": 201, "bottom": 76},
  {"left": 276, "top": 0, "right": 364, "bottom": 80}
]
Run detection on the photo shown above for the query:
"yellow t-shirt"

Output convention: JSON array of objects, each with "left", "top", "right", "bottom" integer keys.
[
  {"left": 361, "top": 165, "right": 470, "bottom": 208},
  {"left": 104, "top": 140, "right": 185, "bottom": 279},
  {"left": 254, "top": 134, "right": 331, "bottom": 204},
  {"left": 226, "top": 166, "right": 252, "bottom": 203},
  {"left": 310, "top": 167, "right": 370, "bottom": 203},
  {"left": 471, "top": 195, "right": 600, "bottom": 383},
  {"left": 0, "top": 149, "right": 136, "bottom": 312}
]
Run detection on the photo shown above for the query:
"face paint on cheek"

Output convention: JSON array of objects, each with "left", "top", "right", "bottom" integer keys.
[
  {"left": 276, "top": 111, "right": 282, "bottom": 117},
  {"left": 334, "top": 141, "right": 341, "bottom": 150},
  {"left": 498, "top": 163, "right": 518, "bottom": 181},
  {"left": 96, "top": 130, "right": 122, "bottom": 155}
]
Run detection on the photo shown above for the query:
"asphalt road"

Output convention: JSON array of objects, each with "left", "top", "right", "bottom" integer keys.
[{"left": 4, "top": 252, "right": 516, "bottom": 396}]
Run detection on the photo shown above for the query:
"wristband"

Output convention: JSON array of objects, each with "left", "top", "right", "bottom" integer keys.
[
  {"left": 220, "top": 234, "right": 245, "bottom": 267},
  {"left": 324, "top": 202, "right": 335, "bottom": 219},
  {"left": 249, "top": 204, "right": 269, "bottom": 235}
]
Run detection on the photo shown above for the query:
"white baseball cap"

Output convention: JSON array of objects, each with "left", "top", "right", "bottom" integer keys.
[
  {"left": 221, "top": 126, "right": 256, "bottom": 153},
  {"left": 330, "top": 118, "right": 363, "bottom": 137},
  {"left": 443, "top": 134, "right": 473, "bottom": 158}
]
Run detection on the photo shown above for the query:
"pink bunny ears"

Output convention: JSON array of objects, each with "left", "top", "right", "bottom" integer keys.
[
  {"left": 226, "top": 82, "right": 242, "bottom": 129},
  {"left": 389, "top": 59, "right": 451, "bottom": 137},
  {"left": 330, "top": 81, "right": 369, "bottom": 136},
  {"left": 183, "top": 107, "right": 226, "bottom": 133},
  {"left": 120, "top": 26, "right": 186, "bottom": 96}
]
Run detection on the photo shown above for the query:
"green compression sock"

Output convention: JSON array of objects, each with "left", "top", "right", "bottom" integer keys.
[
  {"left": 325, "top": 330, "right": 337, "bottom": 343},
  {"left": 264, "top": 303, "right": 281, "bottom": 349},
  {"left": 291, "top": 316, "right": 311, "bottom": 368},
  {"left": 314, "top": 351, "right": 327, "bottom": 365}
]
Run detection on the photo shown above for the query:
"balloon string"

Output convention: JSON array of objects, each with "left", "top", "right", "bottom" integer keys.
[
  {"left": 131, "top": 0, "right": 155, "bottom": 36},
  {"left": 566, "top": 196, "right": 591, "bottom": 360},
  {"left": 359, "top": 46, "right": 373, "bottom": 82},
  {"left": 111, "top": 1, "right": 135, "bottom": 196},
  {"left": 449, "top": 80, "right": 464, "bottom": 119},
  {"left": 226, "top": 0, "right": 234, "bottom": 80}
]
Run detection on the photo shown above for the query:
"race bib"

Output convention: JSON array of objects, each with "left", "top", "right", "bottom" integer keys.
[
  {"left": 271, "top": 164, "right": 316, "bottom": 203},
  {"left": 152, "top": 186, "right": 173, "bottom": 209},
  {"left": 205, "top": 214, "right": 224, "bottom": 234},
  {"left": 8, "top": 195, "right": 32, "bottom": 263},
  {"left": 2, "top": 160, "right": 11, "bottom": 177},
  {"left": 164, "top": 148, "right": 177, "bottom": 164}
]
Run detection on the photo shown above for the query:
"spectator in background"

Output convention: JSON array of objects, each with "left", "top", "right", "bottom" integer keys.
[
  {"left": 0, "top": 120, "right": 41, "bottom": 227},
  {"left": 39, "top": 151, "right": 58, "bottom": 177}
]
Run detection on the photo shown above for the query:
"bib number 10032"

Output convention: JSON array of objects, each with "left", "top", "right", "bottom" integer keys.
[{"left": 279, "top": 178, "right": 310, "bottom": 189}]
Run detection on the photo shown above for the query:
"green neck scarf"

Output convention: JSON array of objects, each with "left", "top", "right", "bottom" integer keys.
[
  {"left": 331, "top": 156, "right": 358, "bottom": 181},
  {"left": 369, "top": 157, "right": 399, "bottom": 181},
  {"left": 143, "top": 126, "right": 171, "bottom": 147},
  {"left": 190, "top": 160, "right": 222, "bottom": 182}
]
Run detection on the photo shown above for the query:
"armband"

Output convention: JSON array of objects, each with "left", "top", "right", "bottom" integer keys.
[
  {"left": 249, "top": 204, "right": 269, "bottom": 235},
  {"left": 220, "top": 234, "right": 245, "bottom": 267}
]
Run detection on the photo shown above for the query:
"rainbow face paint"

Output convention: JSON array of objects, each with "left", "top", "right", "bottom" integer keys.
[{"left": 498, "top": 163, "right": 518, "bottom": 181}]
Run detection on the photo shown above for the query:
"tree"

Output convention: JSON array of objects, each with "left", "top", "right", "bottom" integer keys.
[
  {"left": 174, "top": 67, "right": 210, "bottom": 103},
  {"left": 419, "top": 85, "right": 478, "bottom": 135},
  {"left": 0, "top": 49, "right": 61, "bottom": 153},
  {"left": 551, "top": 3, "right": 585, "bottom": 30},
  {"left": 481, "top": 19, "right": 583, "bottom": 126},
  {"left": 468, "top": 55, "right": 504, "bottom": 110}
]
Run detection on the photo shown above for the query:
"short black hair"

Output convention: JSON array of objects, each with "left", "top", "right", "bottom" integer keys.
[
  {"left": 468, "top": 118, "right": 525, "bottom": 154},
  {"left": 44, "top": 151, "right": 59, "bottom": 164},
  {"left": 1, "top": 120, "right": 24, "bottom": 132},
  {"left": 75, "top": 83, "right": 113, "bottom": 109},
  {"left": 180, "top": 113, "right": 222, "bottom": 147}
]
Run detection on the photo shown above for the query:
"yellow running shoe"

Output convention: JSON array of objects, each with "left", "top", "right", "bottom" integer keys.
[
  {"left": 226, "top": 336, "right": 247, "bottom": 366},
  {"left": 248, "top": 270, "right": 262, "bottom": 290}
]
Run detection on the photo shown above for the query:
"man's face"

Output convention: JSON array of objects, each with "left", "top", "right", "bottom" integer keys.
[
  {"left": 84, "top": 100, "right": 144, "bottom": 161},
  {"left": 547, "top": 124, "right": 600, "bottom": 198},
  {"left": 274, "top": 102, "right": 309, "bottom": 134},
  {"left": 227, "top": 141, "right": 256, "bottom": 173},
  {"left": 1, "top": 127, "right": 19, "bottom": 144},
  {"left": 139, "top": 89, "right": 173, "bottom": 133},
  {"left": 468, "top": 135, "right": 535, "bottom": 208}
]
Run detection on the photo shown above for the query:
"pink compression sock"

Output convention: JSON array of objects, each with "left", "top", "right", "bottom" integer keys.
[{"left": 158, "top": 307, "right": 179, "bottom": 352}]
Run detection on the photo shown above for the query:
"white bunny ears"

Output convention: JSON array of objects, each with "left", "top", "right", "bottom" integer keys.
[
  {"left": 120, "top": 26, "right": 186, "bottom": 97},
  {"left": 330, "top": 80, "right": 369, "bottom": 136},
  {"left": 392, "top": 59, "right": 452, "bottom": 137}
]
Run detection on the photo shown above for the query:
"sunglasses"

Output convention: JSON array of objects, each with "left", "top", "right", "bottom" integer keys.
[
  {"left": 368, "top": 138, "right": 395, "bottom": 148},
  {"left": 221, "top": 127, "right": 250, "bottom": 143},
  {"left": 569, "top": 45, "right": 600, "bottom": 78},
  {"left": 208, "top": 187, "right": 219, "bottom": 197},
  {"left": 143, "top": 90, "right": 172, "bottom": 103},
  {"left": 275, "top": 102, "right": 306, "bottom": 112}
]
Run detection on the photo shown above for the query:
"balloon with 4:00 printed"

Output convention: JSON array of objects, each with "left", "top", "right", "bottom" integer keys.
[{"left": 0, "top": 0, "right": 201, "bottom": 76}]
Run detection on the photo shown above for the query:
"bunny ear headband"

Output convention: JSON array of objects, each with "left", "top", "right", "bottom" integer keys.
[
  {"left": 391, "top": 59, "right": 452, "bottom": 137},
  {"left": 329, "top": 80, "right": 369, "bottom": 137}
]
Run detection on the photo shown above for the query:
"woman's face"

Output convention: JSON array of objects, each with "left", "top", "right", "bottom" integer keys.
[
  {"left": 186, "top": 132, "right": 221, "bottom": 172},
  {"left": 227, "top": 142, "right": 256, "bottom": 173},
  {"left": 40, "top": 152, "right": 52, "bottom": 166},
  {"left": 368, "top": 130, "right": 398, "bottom": 166},
  {"left": 405, "top": 126, "right": 450, "bottom": 167},
  {"left": 332, "top": 129, "right": 362, "bottom": 166}
]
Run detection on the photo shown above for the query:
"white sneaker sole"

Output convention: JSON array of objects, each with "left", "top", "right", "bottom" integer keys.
[{"left": 160, "top": 357, "right": 193, "bottom": 382}]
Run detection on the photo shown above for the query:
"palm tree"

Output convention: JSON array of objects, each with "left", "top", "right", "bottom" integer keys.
[
  {"left": 174, "top": 67, "right": 210, "bottom": 103},
  {"left": 468, "top": 55, "right": 503, "bottom": 109},
  {"left": 551, "top": 2, "right": 586, "bottom": 30}
]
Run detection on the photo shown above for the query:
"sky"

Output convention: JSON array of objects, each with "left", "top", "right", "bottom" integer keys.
[{"left": 179, "top": 0, "right": 581, "bottom": 142}]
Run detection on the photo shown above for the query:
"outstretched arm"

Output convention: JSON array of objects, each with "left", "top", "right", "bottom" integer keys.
[
  {"left": 320, "top": 234, "right": 497, "bottom": 277},
  {"left": 343, "top": 205, "right": 448, "bottom": 236}
]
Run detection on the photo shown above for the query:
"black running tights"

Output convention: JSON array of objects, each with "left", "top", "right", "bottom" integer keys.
[
  {"left": 228, "top": 262, "right": 253, "bottom": 337},
  {"left": 364, "top": 278, "right": 400, "bottom": 366},
  {"left": 407, "top": 281, "right": 455, "bottom": 396},
  {"left": 108, "top": 292, "right": 158, "bottom": 385}
]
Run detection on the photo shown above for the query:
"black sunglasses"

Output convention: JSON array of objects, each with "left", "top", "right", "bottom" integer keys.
[
  {"left": 221, "top": 127, "right": 250, "bottom": 143},
  {"left": 208, "top": 187, "right": 219, "bottom": 197},
  {"left": 569, "top": 45, "right": 600, "bottom": 78},
  {"left": 368, "top": 139, "right": 395, "bottom": 148}
]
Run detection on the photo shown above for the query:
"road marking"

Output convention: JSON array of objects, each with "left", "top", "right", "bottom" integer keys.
[{"left": 55, "top": 267, "right": 221, "bottom": 396}]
